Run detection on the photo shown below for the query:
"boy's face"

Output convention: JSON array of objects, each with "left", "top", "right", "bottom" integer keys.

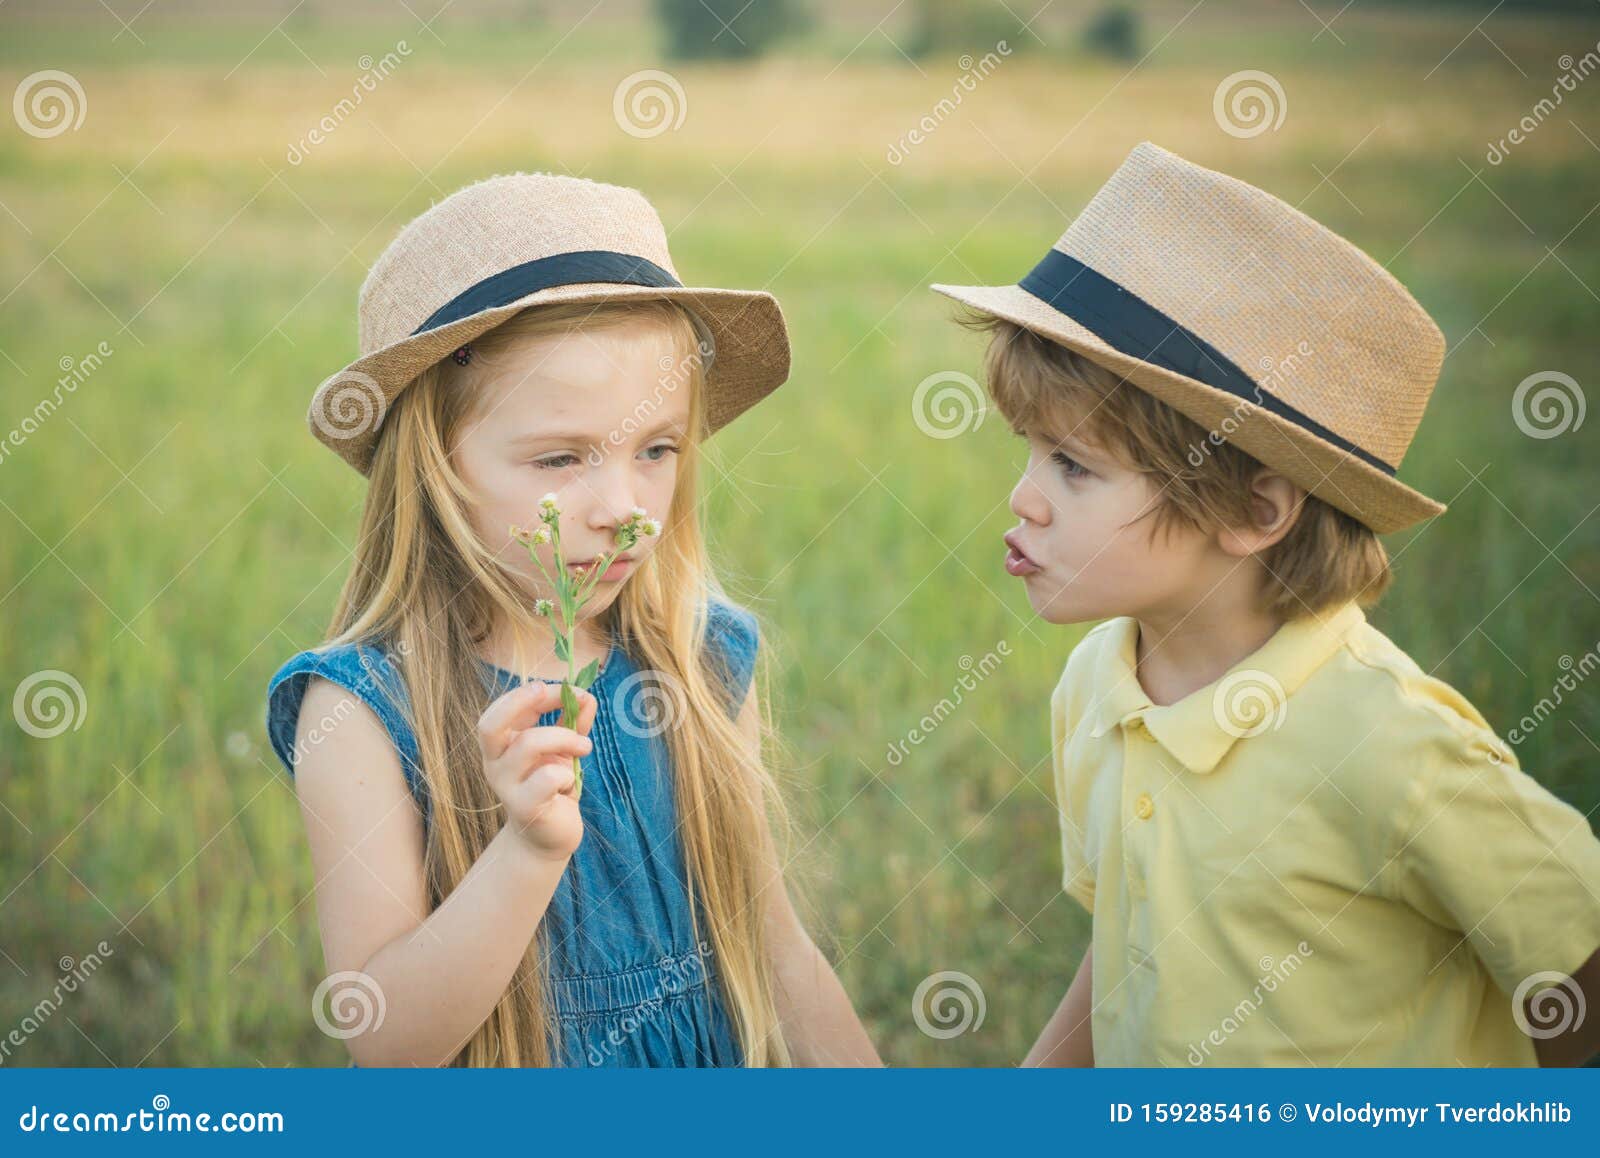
[{"left": 1003, "top": 422, "right": 1219, "bottom": 625}]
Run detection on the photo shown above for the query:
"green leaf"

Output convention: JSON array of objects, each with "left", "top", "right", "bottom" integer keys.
[
  {"left": 553, "top": 633, "right": 570, "bottom": 663},
  {"left": 561, "top": 681, "right": 580, "bottom": 725},
  {"left": 574, "top": 658, "right": 600, "bottom": 690}
]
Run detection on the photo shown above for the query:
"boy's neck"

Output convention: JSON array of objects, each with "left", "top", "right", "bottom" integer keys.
[{"left": 1133, "top": 590, "right": 1285, "bottom": 708}]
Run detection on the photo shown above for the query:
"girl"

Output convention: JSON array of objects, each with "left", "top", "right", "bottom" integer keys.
[{"left": 265, "top": 173, "right": 879, "bottom": 1068}]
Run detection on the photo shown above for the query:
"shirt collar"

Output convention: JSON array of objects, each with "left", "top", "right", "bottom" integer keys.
[{"left": 1084, "top": 602, "right": 1366, "bottom": 774}]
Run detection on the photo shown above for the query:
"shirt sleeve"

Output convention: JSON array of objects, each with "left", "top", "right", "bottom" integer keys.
[
  {"left": 1391, "top": 716, "right": 1600, "bottom": 996},
  {"left": 1052, "top": 666, "right": 1096, "bottom": 913}
]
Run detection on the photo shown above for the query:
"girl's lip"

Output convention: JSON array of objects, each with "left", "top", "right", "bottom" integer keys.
[
  {"left": 1003, "top": 532, "right": 1041, "bottom": 577},
  {"left": 570, "top": 555, "right": 634, "bottom": 582}
]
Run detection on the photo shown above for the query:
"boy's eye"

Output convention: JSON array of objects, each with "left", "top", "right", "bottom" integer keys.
[
  {"left": 1051, "top": 450, "right": 1089, "bottom": 479},
  {"left": 640, "top": 442, "right": 680, "bottom": 463}
]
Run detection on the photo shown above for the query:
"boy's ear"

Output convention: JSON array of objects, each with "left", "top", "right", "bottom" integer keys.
[{"left": 1217, "top": 470, "right": 1306, "bottom": 558}]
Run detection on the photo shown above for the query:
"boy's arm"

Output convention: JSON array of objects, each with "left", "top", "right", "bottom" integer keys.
[
  {"left": 1530, "top": 944, "right": 1600, "bottom": 1067},
  {"left": 1023, "top": 945, "right": 1094, "bottom": 1066}
]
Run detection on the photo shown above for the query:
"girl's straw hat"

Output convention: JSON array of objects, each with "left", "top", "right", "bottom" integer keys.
[
  {"left": 309, "top": 172, "right": 790, "bottom": 474},
  {"left": 932, "top": 142, "right": 1447, "bottom": 533}
]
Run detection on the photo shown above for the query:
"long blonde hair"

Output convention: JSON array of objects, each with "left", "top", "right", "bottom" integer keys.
[{"left": 324, "top": 299, "right": 792, "bottom": 1066}]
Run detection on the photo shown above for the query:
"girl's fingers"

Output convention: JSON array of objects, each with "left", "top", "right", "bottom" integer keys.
[
  {"left": 569, "top": 687, "right": 599, "bottom": 736},
  {"left": 520, "top": 761, "right": 577, "bottom": 805},
  {"left": 477, "top": 681, "right": 564, "bottom": 757},
  {"left": 500, "top": 724, "right": 592, "bottom": 778}
]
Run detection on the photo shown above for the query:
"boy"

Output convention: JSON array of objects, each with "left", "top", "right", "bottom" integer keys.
[{"left": 932, "top": 142, "right": 1600, "bottom": 1066}]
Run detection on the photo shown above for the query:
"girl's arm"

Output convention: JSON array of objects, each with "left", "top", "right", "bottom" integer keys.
[
  {"left": 292, "top": 676, "right": 592, "bottom": 1067},
  {"left": 738, "top": 693, "right": 883, "bottom": 1067},
  {"left": 1023, "top": 944, "right": 1094, "bottom": 1066}
]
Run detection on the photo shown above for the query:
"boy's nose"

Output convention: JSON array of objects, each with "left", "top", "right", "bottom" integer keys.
[{"left": 1010, "top": 471, "right": 1051, "bottom": 526}]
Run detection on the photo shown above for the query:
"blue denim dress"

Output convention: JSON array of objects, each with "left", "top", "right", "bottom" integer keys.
[{"left": 264, "top": 598, "right": 756, "bottom": 1067}]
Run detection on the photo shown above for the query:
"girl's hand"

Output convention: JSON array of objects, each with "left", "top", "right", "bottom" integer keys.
[{"left": 476, "top": 681, "right": 598, "bottom": 860}]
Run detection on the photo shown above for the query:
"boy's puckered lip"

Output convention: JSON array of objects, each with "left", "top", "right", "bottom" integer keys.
[{"left": 1003, "top": 529, "right": 1043, "bottom": 576}]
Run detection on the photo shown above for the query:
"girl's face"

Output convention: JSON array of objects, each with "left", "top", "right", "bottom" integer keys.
[
  {"left": 1003, "top": 425, "right": 1217, "bottom": 625},
  {"left": 452, "top": 316, "right": 692, "bottom": 622}
]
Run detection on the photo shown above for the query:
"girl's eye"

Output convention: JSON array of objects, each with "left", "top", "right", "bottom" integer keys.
[
  {"left": 640, "top": 443, "right": 680, "bottom": 463},
  {"left": 1051, "top": 450, "right": 1089, "bottom": 479},
  {"left": 533, "top": 453, "right": 580, "bottom": 470}
]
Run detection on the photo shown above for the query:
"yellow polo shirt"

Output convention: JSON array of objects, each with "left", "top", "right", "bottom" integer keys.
[{"left": 1052, "top": 602, "right": 1600, "bottom": 1066}]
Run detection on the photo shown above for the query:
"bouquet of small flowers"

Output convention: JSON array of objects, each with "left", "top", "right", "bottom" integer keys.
[{"left": 510, "top": 493, "right": 660, "bottom": 798}]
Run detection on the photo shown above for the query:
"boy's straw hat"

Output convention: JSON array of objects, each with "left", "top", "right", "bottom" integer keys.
[
  {"left": 309, "top": 172, "right": 790, "bottom": 474},
  {"left": 932, "top": 142, "right": 1447, "bottom": 533}
]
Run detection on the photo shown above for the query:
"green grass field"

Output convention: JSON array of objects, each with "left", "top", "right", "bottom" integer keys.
[{"left": 1, "top": 0, "right": 1597, "bottom": 1066}]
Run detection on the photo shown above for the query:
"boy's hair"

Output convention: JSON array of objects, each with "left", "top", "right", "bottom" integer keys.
[{"left": 967, "top": 314, "right": 1391, "bottom": 618}]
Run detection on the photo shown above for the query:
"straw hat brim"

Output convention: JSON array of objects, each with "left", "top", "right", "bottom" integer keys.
[
  {"left": 308, "top": 282, "right": 790, "bottom": 475},
  {"left": 931, "top": 282, "right": 1445, "bottom": 535}
]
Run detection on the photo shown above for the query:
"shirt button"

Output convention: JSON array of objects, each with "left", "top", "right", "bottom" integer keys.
[{"left": 1133, "top": 792, "right": 1155, "bottom": 821}]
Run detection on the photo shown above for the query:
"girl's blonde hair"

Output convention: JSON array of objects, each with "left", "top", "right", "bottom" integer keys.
[{"left": 325, "top": 299, "right": 792, "bottom": 1066}]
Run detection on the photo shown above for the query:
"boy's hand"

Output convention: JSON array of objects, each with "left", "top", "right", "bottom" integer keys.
[{"left": 476, "top": 680, "right": 597, "bottom": 860}]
